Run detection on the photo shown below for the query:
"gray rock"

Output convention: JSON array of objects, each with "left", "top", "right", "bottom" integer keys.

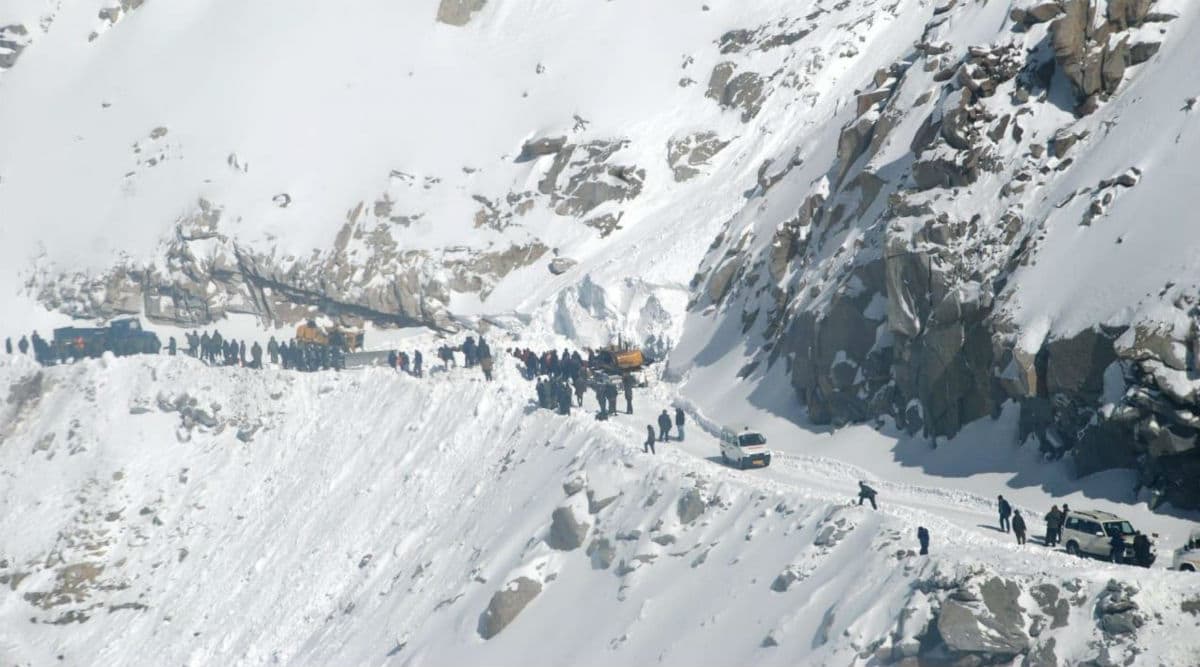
[
  {"left": 436, "top": 0, "right": 486, "bottom": 26},
  {"left": 546, "top": 505, "right": 589, "bottom": 551},
  {"left": 1044, "top": 328, "right": 1118, "bottom": 400},
  {"left": 548, "top": 258, "right": 578, "bottom": 275},
  {"left": 677, "top": 488, "right": 706, "bottom": 524},
  {"left": 586, "top": 489, "right": 619, "bottom": 514},
  {"left": 1107, "top": 0, "right": 1155, "bottom": 29},
  {"left": 1129, "top": 41, "right": 1160, "bottom": 65},
  {"left": 936, "top": 577, "right": 1030, "bottom": 656},
  {"left": 561, "top": 475, "right": 586, "bottom": 497},
  {"left": 1030, "top": 584, "right": 1070, "bottom": 629},
  {"left": 586, "top": 537, "right": 615, "bottom": 570},
  {"left": 478, "top": 577, "right": 541, "bottom": 639},
  {"left": 517, "top": 136, "right": 567, "bottom": 163},
  {"left": 1018, "top": 2, "right": 1065, "bottom": 25},
  {"left": 667, "top": 132, "right": 731, "bottom": 182},
  {"left": 770, "top": 565, "right": 807, "bottom": 592},
  {"left": 1023, "top": 638, "right": 1058, "bottom": 667}
]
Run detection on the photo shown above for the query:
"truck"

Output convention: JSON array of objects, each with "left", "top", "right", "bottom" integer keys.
[{"left": 51, "top": 318, "right": 162, "bottom": 363}]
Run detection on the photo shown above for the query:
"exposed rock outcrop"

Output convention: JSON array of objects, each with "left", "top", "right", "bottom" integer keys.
[
  {"left": 478, "top": 577, "right": 541, "bottom": 639},
  {"left": 436, "top": 0, "right": 487, "bottom": 26}
]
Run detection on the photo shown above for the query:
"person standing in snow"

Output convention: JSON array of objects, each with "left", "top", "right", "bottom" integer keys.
[
  {"left": 1012, "top": 510, "right": 1027, "bottom": 545},
  {"left": 18, "top": 335, "right": 29, "bottom": 355},
  {"left": 267, "top": 336, "right": 279, "bottom": 365},
  {"left": 480, "top": 354, "right": 494, "bottom": 381},
  {"left": 657, "top": 410, "right": 672, "bottom": 442},
  {"left": 675, "top": 407, "right": 686, "bottom": 441},
  {"left": 250, "top": 341, "right": 263, "bottom": 369},
  {"left": 414, "top": 350, "right": 423, "bottom": 377},
  {"left": 574, "top": 375, "right": 586, "bottom": 407},
  {"left": 605, "top": 383, "right": 619, "bottom": 418},
  {"left": 1132, "top": 532, "right": 1154, "bottom": 567},
  {"left": 5, "top": 337, "right": 11, "bottom": 354},
  {"left": 167, "top": 336, "right": 177, "bottom": 356},
  {"left": 622, "top": 373, "right": 634, "bottom": 414},
  {"left": 1109, "top": 531, "right": 1127, "bottom": 564},
  {"left": 917, "top": 526, "right": 930, "bottom": 555},
  {"left": 644, "top": 425, "right": 656, "bottom": 454},
  {"left": 1044, "top": 505, "right": 1063, "bottom": 547},
  {"left": 857, "top": 481, "right": 878, "bottom": 510},
  {"left": 998, "top": 495, "right": 1012, "bottom": 533}
]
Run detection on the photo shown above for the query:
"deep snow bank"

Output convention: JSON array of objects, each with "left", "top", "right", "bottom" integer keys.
[{"left": 1, "top": 355, "right": 1198, "bottom": 666}]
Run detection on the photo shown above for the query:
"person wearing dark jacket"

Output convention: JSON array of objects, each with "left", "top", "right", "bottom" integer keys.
[
  {"left": 414, "top": 350, "right": 423, "bottom": 377},
  {"left": 250, "top": 341, "right": 263, "bottom": 369},
  {"left": 604, "top": 384, "right": 619, "bottom": 418},
  {"left": 5, "top": 337, "right": 11, "bottom": 354},
  {"left": 557, "top": 380, "right": 571, "bottom": 415},
  {"left": 239, "top": 340, "right": 247, "bottom": 366},
  {"left": 1044, "top": 506, "right": 1063, "bottom": 547},
  {"left": 574, "top": 377, "right": 586, "bottom": 407},
  {"left": 657, "top": 410, "right": 672, "bottom": 442},
  {"left": 858, "top": 481, "right": 878, "bottom": 510},
  {"left": 917, "top": 526, "right": 930, "bottom": 555},
  {"left": 1012, "top": 510, "right": 1027, "bottom": 545},
  {"left": 1109, "top": 531, "right": 1127, "bottom": 563},
  {"left": 17, "top": 335, "right": 29, "bottom": 355},
  {"left": 480, "top": 354, "right": 494, "bottom": 382},
  {"left": 1132, "top": 532, "right": 1154, "bottom": 567},
  {"left": 644, "top": 425, "right": 656, "bottom": 454},
  {"left": 536, "top": 378, "right": 548, "bottom": 409},
  {"left": 998, "top": 495, "right": 1012, "bottom": 533},
  {"left": 675, "top": 407, "right": 686, "bottom": 441},
  {"left": 622, "top": 374, "right": 634, "bottom": 414},
  {"left": 267, "top": 337, "right": 279, "bottom": 365},
  {"left": 167, "top": 336, "right": 177, "bottom": 356}
]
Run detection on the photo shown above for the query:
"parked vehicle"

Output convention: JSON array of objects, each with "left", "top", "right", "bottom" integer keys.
[
  {"left": 1172, "top": 530, "right": 1200, "bottom": 572},
  {"left": 1061, "top": 509, "right": 1138, "bottom": 561},
  {"left": 51, "top": 318, "right": 162, "bottom": 362},
  {"left": 719, "top": 429, "right": 771, "bottom": 469}
]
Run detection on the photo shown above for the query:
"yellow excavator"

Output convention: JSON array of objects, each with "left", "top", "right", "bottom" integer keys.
[
  {"left": 295, "top": 320, "right": 365, "bottom": 352},
  {"left": 593, "top": 336, "right": 645, "bottom": 373}
]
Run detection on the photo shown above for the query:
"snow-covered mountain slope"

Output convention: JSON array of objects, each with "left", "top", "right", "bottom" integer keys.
[
  {"left": 6, "top": 0, "right": 1200, "bottom": 503},
  {"left": 2, "top": 354, "right": 1199, "bottom": 667}
]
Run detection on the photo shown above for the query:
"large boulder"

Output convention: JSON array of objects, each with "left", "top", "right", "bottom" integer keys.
[
  {"left": 478, "top": 577, "right": 542, "bottom": 639},
  {"left": 677, "top": 488, "right": 706, "bottom": 524},
  {"left": 436, "top": 0, "right": 486, "bottom": 26},
  {"left": 936, "top": 577, "right": 1030, "bottom": 657},
  {"left": 547, "top": 505, "right": 590, "bottom": 551},
  {"left": 1044, "top": 328, "right": 1119, "bottom": 400}
]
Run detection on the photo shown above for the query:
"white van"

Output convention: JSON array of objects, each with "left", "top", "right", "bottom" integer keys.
[
  {"left": 1172, "top": 531, "right": 1200, "bottom": 572},
  {"left": 720, "top": 429, "right": 771, "bottom": 469}
]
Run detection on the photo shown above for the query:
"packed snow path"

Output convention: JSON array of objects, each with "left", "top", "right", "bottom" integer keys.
[{"left": 1, "top": 353, "right": 1199, "bottom": 667}]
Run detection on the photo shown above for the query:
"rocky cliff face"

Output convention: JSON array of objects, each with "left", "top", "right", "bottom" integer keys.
[{"left": 692, "top": 0, "right": 1200, "bottom": 508}]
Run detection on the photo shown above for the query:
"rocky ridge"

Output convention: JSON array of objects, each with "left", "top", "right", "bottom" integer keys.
[{"left": 692, "top": 0, "right": 1199, "bottom": 507}]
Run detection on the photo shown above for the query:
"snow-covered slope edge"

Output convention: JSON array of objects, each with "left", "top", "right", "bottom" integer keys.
[{"left": 1, "top": 355, "right": 1198, "bottom": 667}]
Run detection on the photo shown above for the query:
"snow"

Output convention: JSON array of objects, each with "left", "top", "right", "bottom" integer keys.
[
  {"left": 1, "top": 353, "right": 1199, "bottom": 666},
  {"left": 3, "top": 0, "right": 1200, "bottom": 664}
]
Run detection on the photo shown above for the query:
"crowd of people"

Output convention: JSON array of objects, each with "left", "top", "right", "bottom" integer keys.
[
  {"left": 515, "top": 345, "right": 687, "bottom": 455},
  {"left": 9, "top": 329, "right": 1170, "bottom": 570}
]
